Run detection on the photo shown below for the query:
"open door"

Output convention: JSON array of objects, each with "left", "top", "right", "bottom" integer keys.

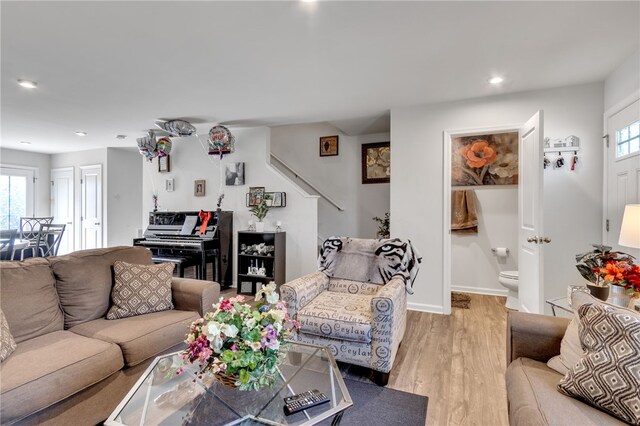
[{"left": 518, "top": 111, "right": 546, "bottom": 313}]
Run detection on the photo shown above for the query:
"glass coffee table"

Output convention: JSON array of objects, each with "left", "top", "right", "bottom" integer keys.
[{"left": 106, "top": 342, "right": 352, "bottom": 426}]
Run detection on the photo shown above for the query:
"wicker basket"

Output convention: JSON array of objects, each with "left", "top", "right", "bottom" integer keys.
[{"left": 214, "top": 372, "right": 239, "bottom": 388}]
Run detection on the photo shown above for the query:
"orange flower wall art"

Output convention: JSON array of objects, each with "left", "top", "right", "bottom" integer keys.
[{"left": 452, "top": 132, "right": 518, "bottom": 186}]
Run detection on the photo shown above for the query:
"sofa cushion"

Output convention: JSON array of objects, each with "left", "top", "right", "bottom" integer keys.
[
  {"left": 70, "top": 310, "right": 197, "bottom": 367},
  {"left": 558, "top": 303, "right": 640, "bottom": 425},
  {"left": 107, "top": 261, "right": 174, "bottom": 320},
  {"left": 298, "top": 292, "right": 373, "bottom": 343},
  {"left": 0, "top": 258, "right": 64, "bottom": 343},
  {"left": 0, "top": 309, "right": 17, "bottom": 362},
  {"left": 507, "top": 357, "right": 626, "bottom": 426},
  {"left": 328, "top": 278, "right": 381, "bottom": 296},
  {"left": 0, "top": 330, "right": 123, "bottom": 423},
  {"left": 48, "top": 246, "right": 153, "bottom": 329}
]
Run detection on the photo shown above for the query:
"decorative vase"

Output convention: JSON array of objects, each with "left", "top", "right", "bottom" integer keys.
[
  {"left": 255, "top": 221, "right": 265, "bottom": 232},
  {"left": 608, "top": 285, "right": 632, "bottom": 308},
  {"left": 214, "top": 372, "right": 239, "bottom": 388},
  {"left": 586, "top": 283, "right": 609, "bottom": 301}
]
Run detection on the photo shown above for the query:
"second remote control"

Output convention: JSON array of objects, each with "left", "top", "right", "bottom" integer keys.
[{"left": 283, "top": 389, "right": 329, "bottom": 415}]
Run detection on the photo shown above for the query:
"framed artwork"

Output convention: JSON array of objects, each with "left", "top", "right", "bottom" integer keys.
[
  {"left": 225, "top": 162, "right": 245, "bottom": 186},
  {"left": 158, "top": 155, "right": 171, "bottom": 173},
  {"left": 319, "top": 135, "right": 339, "bottom": 157},
  {"left": 361, "top": 142, "right": 390, "bottom": 184},
  {"left": 247, "top": 191, "right": 286, "bottom": 207},
  {"left": 451, "top": 131, "right": 518, "bottom": 187},
  {"left": 248, "top": 187, "right": 265, "bottom": 206},
  {"left": 194, "top": 179, "right": 206, "bottom": 197}
]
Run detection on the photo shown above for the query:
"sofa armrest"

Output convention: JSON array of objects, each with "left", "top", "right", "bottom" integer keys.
[
  {"left": 280, "top": 271, "right": 329, "bottom": 319},
  {"left": 370, "top": 278, "right": 407, "bottom": 373},
  {"left": 171, "top": 277, "right": 220, "bottom": 316},
  {"left": 507, "top": 311, "right": 570, "bottom": 366}
]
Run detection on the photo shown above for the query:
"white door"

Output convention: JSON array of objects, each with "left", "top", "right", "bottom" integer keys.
[
  {"left": 80, "top": 165, "right": 102, "bottom": 249},
  {"left": 51, "top": 167, "right": 74, "bottom": 255},
  {"left": 518, "top": 111, "right": 545, "bottom": 313},
  {"left": 606, "top": 99, "right": 640, "bottom": 258}
]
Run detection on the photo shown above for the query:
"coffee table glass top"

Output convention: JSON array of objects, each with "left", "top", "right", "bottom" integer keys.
[{"left": 106, "top": 342, "right": 352, "bottom": 426}]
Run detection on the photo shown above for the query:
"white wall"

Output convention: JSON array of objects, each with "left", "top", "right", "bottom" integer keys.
[
  {"left": 0, "top": 148, "right": 51, "bottom": 217},
  {"left": 107, "top": 148, "right": 142, "bottom": 246},
  {"left": 51, "top": 148, "right": 107, "bottom": 250},
  {"left": 392, "top": 82, "right": 604, "bottom": 314},
  {"left": 604, "top": 49, "right": 640, "bottom": 111},
  {"left": 271, "top": 123, "right": 390, "bottom": 241},
  {"left": 141, "top": 126, "right": 318, "bottom": 285},
  {"left": 452, "top": 188, "right": 518, "bottom": 296}
]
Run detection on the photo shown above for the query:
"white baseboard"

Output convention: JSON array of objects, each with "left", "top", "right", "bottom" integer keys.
[
  {"left": 451, "top": 285, "right": 508, "bottom": 297},
  {"left": 407, "top": 302, "right": 444, "bottom": 314}
]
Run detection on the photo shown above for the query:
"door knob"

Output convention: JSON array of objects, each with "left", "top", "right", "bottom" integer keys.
[
  {"left": 527, "top": 237, "right": 539, "bottom": 243},
  {"left": 542, "top": 237, "right": 551, "bottom": 243}
]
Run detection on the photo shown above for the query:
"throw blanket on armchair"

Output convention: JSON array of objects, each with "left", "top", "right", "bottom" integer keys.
[{"left": 318, "top": 237, "right": 422, "bottom": 294}]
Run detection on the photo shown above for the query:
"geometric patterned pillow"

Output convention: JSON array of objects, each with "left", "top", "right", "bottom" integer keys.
[
  {"left": 558, "top": 303, "right": 640, "bottom": 424},
  {"left": 106, "top": 261, "right": 174, "bottom": 320},
  {"left": 0, "top": 308, "right": 17, "bottom": 362}
]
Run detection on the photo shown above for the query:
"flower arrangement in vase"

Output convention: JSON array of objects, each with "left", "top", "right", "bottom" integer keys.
[
  {"left": 180, "top": 283, "right": 299, "bottom": 390},
  {"left": 575, "top": 244, "right": 638, "bottom": 302}
]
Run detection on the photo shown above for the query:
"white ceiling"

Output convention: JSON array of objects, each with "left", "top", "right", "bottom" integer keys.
[{"left": 1, "top": 1, "right": 638, "bottom": 154}]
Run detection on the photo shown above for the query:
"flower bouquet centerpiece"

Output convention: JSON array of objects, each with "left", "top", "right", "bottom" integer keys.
[
  {"left": 576, "top": 244, "right": 638, "bottom": 303},
  {"left": 180, "top": 283, "right": 299, "bottom": 391}
]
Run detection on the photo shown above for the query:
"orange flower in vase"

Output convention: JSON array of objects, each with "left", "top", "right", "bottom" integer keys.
[
  {"left": 459, "top": 140, "right": 498, "bottom": 169},
  {"left": 598, "top": 261, "right": 627, "bottom": 284}
]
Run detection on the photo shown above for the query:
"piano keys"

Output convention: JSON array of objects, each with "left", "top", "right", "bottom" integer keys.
[{"left": 134, "top": 210, "right": 233, "bottom": 288}]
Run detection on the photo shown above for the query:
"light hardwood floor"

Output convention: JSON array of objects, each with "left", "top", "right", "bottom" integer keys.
[{"left": 220, "top": 287, "right": 509, "bottom": 426}]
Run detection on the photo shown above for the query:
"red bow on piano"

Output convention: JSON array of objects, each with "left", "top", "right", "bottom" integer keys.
[{"left": 199, "top": 210, "right": 212, "bottom": 235}]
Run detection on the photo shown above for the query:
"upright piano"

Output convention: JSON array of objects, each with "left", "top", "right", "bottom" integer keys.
[{"left": 133, "top": 210, "right": 233, "bottom": 288}]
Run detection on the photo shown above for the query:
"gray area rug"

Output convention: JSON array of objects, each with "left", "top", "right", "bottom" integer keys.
[{"left": 319, "top": 378, "right": 429, "bottom": 426}]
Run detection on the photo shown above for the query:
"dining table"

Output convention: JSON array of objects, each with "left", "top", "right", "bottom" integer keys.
[{"left": 0, "top": 238, "right": 30, "bottom": 261}]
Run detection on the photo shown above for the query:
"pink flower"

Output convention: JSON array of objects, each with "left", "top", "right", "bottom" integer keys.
[
  {"left": 230, "top": 295, "right": 246, "bottom": 303},
  {"left": 292, "top": 320, "right": 300, "bottom": 330},
  {"left": 231, "top": 343, "right": 238, "bottom": 352},
  {"left": 219, "top": 299, "right": 233, "bottom": 312}
]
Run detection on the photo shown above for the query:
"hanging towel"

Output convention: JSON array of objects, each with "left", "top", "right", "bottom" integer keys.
[{"left": 451, "top": 190, "right": 478, "bottom": 233}]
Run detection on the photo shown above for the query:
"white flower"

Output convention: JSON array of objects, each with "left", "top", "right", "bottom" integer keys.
[
  {"left": 245, "top": 317, "right": 256, "bottom": 329},
  {"left": 221, "top": 324, "right": 239, "bottom": 338},
  {"left": 266, "top": 291, "right": 279, "bottom": 304},
  {"left": 270, "top": 309, "right": 285, "bottom": 323},
  {"left": 211, "top": 335, "right": 224, "bottom": 353},
  {"left": 205, "top": 322, "right": 221, "bottom": 341}
]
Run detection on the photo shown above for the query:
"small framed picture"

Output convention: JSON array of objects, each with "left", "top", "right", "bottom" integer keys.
[
  {"left": 361, "top": 142, "right": 391, "bottom": 184},
  {"left": 319, "top": 135, "right": 339, "bottom": 157},
  {"left": 158, "top": 155, "right": 171, "bottom": 173},
  {"left": 225, "top": 162, "right": 245, "bottom": 186},
  {"left": 248, "top": 187, "right": 265, "bottom": 206},
  {"left": 194, "top": 179, "right": 206, "bottom": 197}
]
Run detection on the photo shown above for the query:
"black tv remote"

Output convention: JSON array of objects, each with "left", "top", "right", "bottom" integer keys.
[{"left": 283, "top": 389, "right": 330, "bottom": 415}]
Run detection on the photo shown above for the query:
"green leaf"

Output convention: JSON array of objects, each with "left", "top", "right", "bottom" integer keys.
[{"left": 239, "top": 369, "right": 250, "bottom": 384}]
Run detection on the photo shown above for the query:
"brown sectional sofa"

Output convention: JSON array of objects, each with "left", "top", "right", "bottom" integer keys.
[
  {"left": 0, "top": 246, "right": 219, "bottom": 426},
  {"left": 505, "top": 311, "right": 626, "bottom": 426}
]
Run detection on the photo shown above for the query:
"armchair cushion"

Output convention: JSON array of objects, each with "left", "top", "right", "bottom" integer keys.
[
  {"left": 328, "top": 278, "right": 381, "bottom": 295},
  {"left": 298, "top": 292, "right": 373, "bottom": 343},
  {"left": 280, "top": 271, "right": 329, "bottom": 318}
]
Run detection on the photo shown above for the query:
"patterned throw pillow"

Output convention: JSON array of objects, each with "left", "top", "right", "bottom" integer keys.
[
  {"left": 106, "top": 261, "right": 174, "bottom": 320},
  {"left": 0, "top": 308, "right": 17, "bottom": 362},
  {"left": 558, "top": 303, "right": 640, "bottom": 424}
]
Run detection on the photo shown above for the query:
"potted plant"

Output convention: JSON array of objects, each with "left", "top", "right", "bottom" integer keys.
[
  {"left": 180, "top": 283, "right": 299, "bottom": 390},
  {"left": 373, "top": 212, "right": 390, "bottom": 239},
  {"left": 250, "top": 201, "right": 269, "bottom": 232},
  {"left": 575, "top": 244, "right": 636, "bottom": 302}
]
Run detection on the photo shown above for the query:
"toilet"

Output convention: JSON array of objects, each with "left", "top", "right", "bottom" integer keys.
[{"left": 499, "top": 270, "right": 519, "bottom": 310}]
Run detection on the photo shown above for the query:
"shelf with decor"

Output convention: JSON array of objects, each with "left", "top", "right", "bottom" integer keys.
[{"left": 237, "top": 231, "right": 286, "bottom": 295}]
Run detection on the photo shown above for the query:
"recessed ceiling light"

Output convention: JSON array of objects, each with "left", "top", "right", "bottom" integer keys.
[
  {"left": 19, "top": 141, "right": 31, "bottom": 145},
  {"left": 17, "top": 79, "right": 38, "bottom": 89},
  {"left": 75, "top": 131, "right": 87, "bottom": 136},
  {"left": 489, "top": 76, "right": 504, "bottom": 85},
  {"left": 116, "top": 134, "right": 127, "bottom": 139}
]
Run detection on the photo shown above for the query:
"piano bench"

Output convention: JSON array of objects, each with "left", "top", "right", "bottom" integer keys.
[{"left": 152, "top": 256, "right": 198, "bottom": 278}]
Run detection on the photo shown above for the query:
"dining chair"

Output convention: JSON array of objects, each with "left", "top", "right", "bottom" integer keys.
[
  {"left": 35, "top": 224, "right": 66, "bottom": 258},
  {"left": 0, "top": 229, "right": 18, "bottom": 261},
  {"left": 18, "top": 217, "right": 53, "bottom": 259}
]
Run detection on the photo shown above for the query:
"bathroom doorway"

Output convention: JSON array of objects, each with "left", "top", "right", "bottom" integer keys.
[{"left": 442, "top": 112, "right": 545, "bottom": 314}]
